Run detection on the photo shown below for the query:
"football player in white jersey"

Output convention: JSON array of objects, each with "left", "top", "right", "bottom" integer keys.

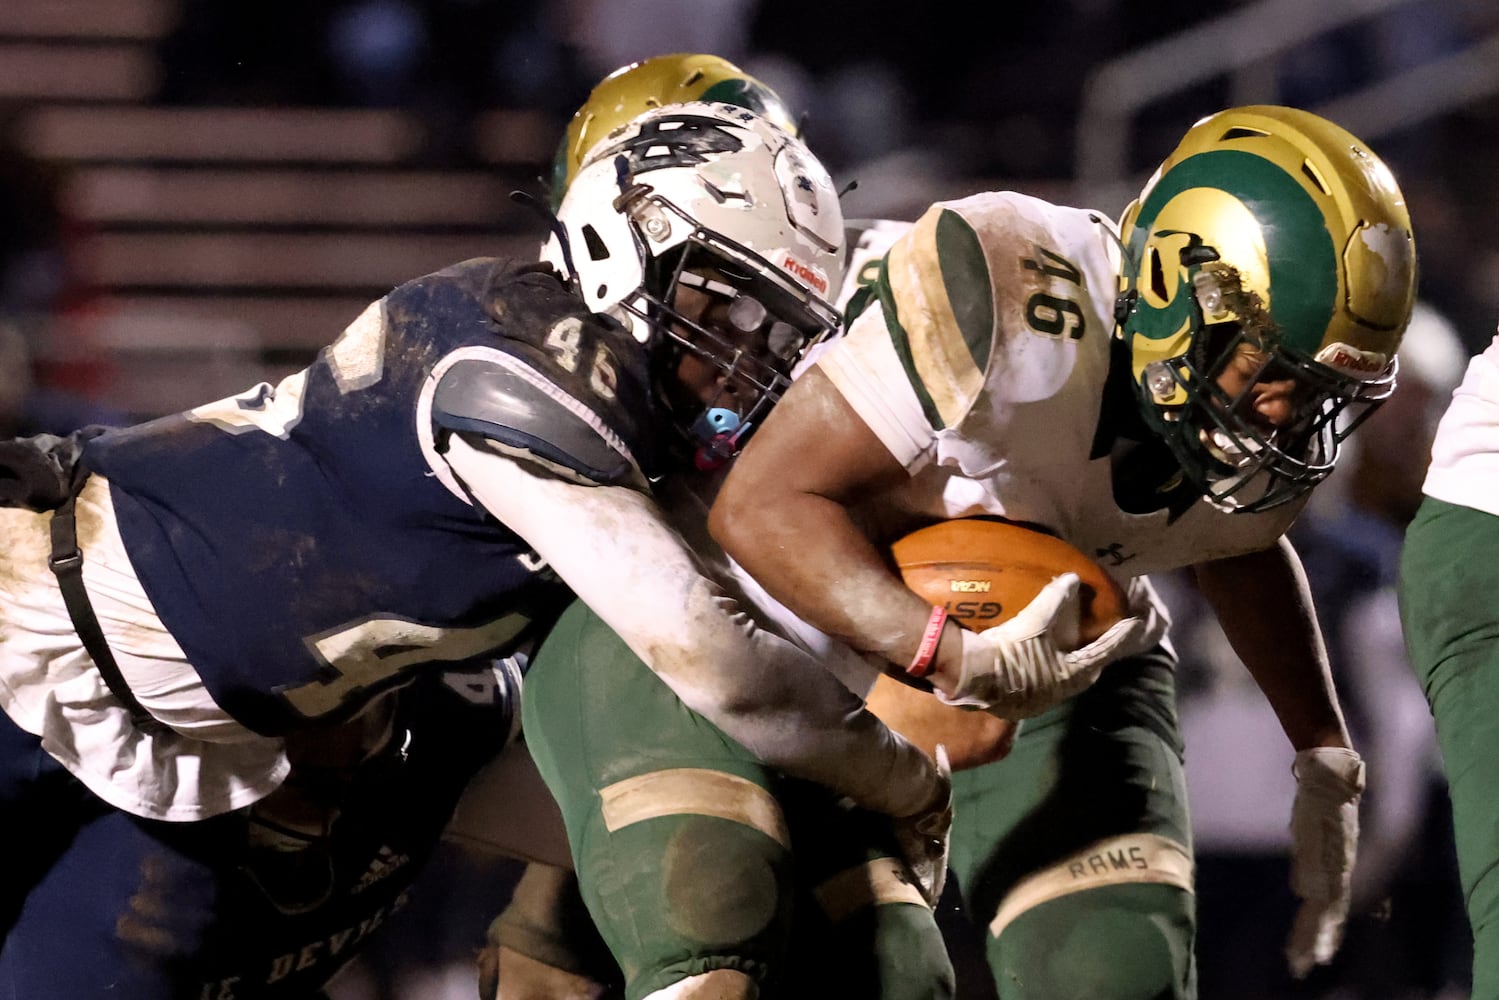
[
  {"left": 0, "top": 101, "right": 965, "bottom": 998},
  {"left": 1399, "top": 330, "right": 1499, "bottom": 994},
  {"left": 713, "top": 106, "right": 1416, "bottom": 998}
]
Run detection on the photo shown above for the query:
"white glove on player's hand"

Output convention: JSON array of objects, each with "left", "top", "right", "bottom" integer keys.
[
  {"left": 940, "top": 572, "right": 1151, "bottom": 717},
  {"left": 1285, "top": 746, "right": 1365, "bottom": 978},
  {"left": 892, "top": 744, "right": 952, "bottom": 907}
]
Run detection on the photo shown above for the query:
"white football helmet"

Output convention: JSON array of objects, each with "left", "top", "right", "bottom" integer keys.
[{"left": 542, "top": 101, "right": 845, "bottom": 466}]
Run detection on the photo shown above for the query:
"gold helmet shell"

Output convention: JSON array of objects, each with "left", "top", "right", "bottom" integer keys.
[
  {"left": 1114, "top": 105, "right": 1417, "bottom": 511},
  {"left": 550, "top": 53, "right": 799, "bottom": 208}
]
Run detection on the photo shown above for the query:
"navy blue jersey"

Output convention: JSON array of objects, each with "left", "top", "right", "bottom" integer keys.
[{"left": 84, "top": 258, "right": 661, "bottom": 735}]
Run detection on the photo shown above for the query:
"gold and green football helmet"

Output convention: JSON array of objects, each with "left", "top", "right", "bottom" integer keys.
[
  {"left": 549, "top": 53, "right": 799, "bottom": 209},
  {"left": 1115, "top": 105, "right": 1417, "bottom": 512}
]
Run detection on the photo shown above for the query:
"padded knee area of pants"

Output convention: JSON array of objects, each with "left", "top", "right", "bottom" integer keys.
[
  {"left": 661, "top": 816, "right": 781, "bottom": 946},
  {"left": 587, "top": 813, "right": 790, "bottom": 998},
  {"left": 991, "top": 883, "right": 1193, "bottom": 1000}
]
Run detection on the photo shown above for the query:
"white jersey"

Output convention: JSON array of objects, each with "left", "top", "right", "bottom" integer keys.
[
  {"left": 816, "top": 192, "right": 1302, "bottom": 597},
  {"left": 1422, "top": 331, "right": 1499, "bottom": 516}
]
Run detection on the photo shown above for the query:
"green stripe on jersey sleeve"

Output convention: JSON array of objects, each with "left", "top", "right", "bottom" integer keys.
[{"left": 878, "top": 207, "right": 995, "bottom": 430}]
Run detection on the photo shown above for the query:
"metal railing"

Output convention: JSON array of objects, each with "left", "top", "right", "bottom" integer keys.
[{"left": 1073, "top": 0, "right": 1495, "bottom": 205}]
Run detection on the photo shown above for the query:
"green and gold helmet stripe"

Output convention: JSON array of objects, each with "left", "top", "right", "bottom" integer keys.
[
  {"left": 1112, "top": 105, "right": 1415, "bottom": 512},
  {"left": 1131, "top": 150, "right": 1337, "bottom": 356},
  {"left": 879, "top": 207, "right": 994, "bottom": 429}
]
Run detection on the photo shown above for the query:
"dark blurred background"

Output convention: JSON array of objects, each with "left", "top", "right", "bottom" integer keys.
[
  {"left": 5, "top": 0, "right": 1498, "bottom": 420},
  {"left": 2, "top": 1, "right": 1492, "bottom": 997}
]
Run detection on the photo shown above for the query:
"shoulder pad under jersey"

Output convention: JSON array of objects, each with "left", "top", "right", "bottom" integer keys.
[
  {"left": 423, "top": 260, "right": 664, "bottom": 483},
  {"left": 866, "top": 202, "right": 1005, "bottom": 431},
  {"left": 838, "top": 218, "right": 913, "bottom": 321},
  {"left": 433, "top": 354, "right": 640, "bottom": 486}
]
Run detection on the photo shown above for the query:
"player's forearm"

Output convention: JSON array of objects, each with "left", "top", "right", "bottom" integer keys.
[
  {"left": 1194, "top": 538, "right": 1351, "bottom": 750},
  {"left": 655, "top": 575, "right": 941, "bottom": 818},
  {"left": 713, "top": 489, "right": 929, "bottom": 663},
  {"left": 712, "top": 365, "right": 940, "bottom": 672},
  {"left": 584, "top": 564, "right": 940, "bottom": 818},
  {"left": 711, "top": 492, "right": 977, "bottom": 699},
  {"left": 452, "top": 439, "right": 941, "bottom": 817}
]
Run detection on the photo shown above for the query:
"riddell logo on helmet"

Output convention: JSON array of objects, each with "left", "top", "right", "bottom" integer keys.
[
  {"left": 1315, "top": 343, "right": 1389, "bottom": 378},
  {"left": 777, "top": 253, "right": 828, "bottom": 295}
]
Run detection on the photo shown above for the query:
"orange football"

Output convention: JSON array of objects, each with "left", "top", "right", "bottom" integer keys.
[{"left": 891, "top": 518, "right": 1128, "bottom": 646}]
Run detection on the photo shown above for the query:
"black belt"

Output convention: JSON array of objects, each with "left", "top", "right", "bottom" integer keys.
[{"left": 46, "top": 471, "right": 168, "bottom": 738}]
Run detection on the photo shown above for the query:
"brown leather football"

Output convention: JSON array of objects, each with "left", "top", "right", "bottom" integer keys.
[{"left": 891, "top": 518, "right": 1128, "bottom": 645}]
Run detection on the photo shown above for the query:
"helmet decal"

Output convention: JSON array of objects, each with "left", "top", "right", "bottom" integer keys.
[
  {"left": 1128, "top": 149, "right": 1337, "bottom": 358},
  {"left": 550, "top": 53, "right": 799, "bottom": 209},
  {"left": 591, "top": 113, "right": 750, "bottom": 174},
  {"left": 1348, "top": 219, "right": 1417, "bottom": 326}
]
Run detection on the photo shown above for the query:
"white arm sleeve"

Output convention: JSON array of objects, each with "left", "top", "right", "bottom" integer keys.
[{"left": 442, "top": 434, "right": 938, "bottom": 818}]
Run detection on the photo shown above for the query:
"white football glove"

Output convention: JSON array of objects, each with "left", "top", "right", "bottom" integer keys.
[
  {"left": 1285, "top": 746, "right": 1365, "bottom": 978},
  {"left": 892, "top": 744, "right": 953, "bottom": 907},
  {"left": 939, "top": 572, "right": 1151, "bottom": 717}
]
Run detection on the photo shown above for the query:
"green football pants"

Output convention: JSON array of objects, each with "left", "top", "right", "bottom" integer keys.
[
  {"left": 1399, "top": 495, "right": 1499, "bottom": 997},
  {"left": 520, "top": 600, "right": 954, "bottom": 1000},
  {"left": 950, "top": 650, "right": 1197, "bottom": 1000}
]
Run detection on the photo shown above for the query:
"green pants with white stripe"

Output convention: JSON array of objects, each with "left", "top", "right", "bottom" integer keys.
[
  {"left": 950, "top": 649, "right": 1198, "bottom": 999},
  {"left": 520, "top": 599, "right": 953, "bottom": 1000}
]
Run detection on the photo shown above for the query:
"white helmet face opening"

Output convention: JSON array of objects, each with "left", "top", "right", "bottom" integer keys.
[
  {"left": 543, "top": 102, "right": 846, "bottom": 465},
  {"left": 621, "top": 223, "right": 844, "bottom": 467}
]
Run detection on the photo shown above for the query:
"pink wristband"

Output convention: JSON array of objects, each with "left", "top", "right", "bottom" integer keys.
[{"left": 906, "top": 606, "right": 949, "bottom": 679}]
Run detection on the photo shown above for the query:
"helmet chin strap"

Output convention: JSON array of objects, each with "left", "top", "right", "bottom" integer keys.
[{"left": 1088, "top": 213, "right": 1140, "bottom": 330}]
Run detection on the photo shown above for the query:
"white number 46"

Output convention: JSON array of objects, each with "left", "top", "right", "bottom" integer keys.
[{"left": 545, "top": 318, "right": 618, "bottom": 400}]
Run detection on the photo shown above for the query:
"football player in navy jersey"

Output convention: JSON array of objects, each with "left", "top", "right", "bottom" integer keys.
[
  {"left": 4, "top": 655, "right": 524, "bottom": 1000},
  {"left": 0, "top": 101, "right": 954, "bottom": 998}
]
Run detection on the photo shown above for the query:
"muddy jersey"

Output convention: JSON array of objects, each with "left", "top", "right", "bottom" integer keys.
[
  {"left": 84, "top": 257, "right": 661, "bottom": 735},
  {"left": 816, "top": 192, "right": 1302, "bottom": 586}
]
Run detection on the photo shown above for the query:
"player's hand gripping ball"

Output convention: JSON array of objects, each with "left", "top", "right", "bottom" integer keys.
[{"left": 891, "top": 518, "right": 1128, "bottom": 646}]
